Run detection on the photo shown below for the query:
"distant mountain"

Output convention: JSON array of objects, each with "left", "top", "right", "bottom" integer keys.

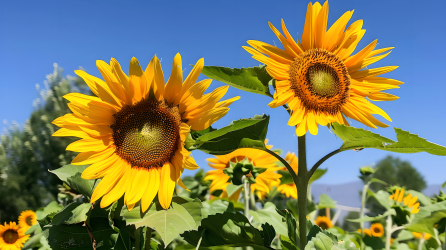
[{"left": 311, "top": 181, "right": 444, "bottom": 223}]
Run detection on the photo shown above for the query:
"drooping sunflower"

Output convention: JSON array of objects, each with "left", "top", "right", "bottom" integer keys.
[
  {"left": 277, "top": 152, "right": 298, "bottom": 199},
  {"left": 52, "top": 54, "right": 238, "bottom": 211},
  {"left": 370, "top": 223, "right": 384, "bottom": 237},
  {"left": 205, "top": 140, "right": 282, "bottom": 200},
  {"left": 314, "top": 216, "right": 333, "bottom": 230},
  {"left": 244, "top": 1, "right": 402, "bottom": 136},
  {"left": 18, "top": 210, "right": 37, "bottom": 232},
  {"left": 0, "top": 222, "right": 29, "bottom": 250},
  {"left": 389, "top": 188, "right": 420, "bottom": 214}
]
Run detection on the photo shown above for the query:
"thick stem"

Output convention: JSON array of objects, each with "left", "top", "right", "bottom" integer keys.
[
  {"left": 444, "top": 229, "right": 446, "bottom": 250},
  {"left": 297, "top": 135, "right": 308, "bottom": 249},
  {"left": 360, "top": 183, "right": 369, "bottom": 250},
  {"left": 307, "top": 149, "right": 342, "bottom": 181},
  {"left": 385, "top": 214, "right": 392, "bottom": 250},
  {"left": 250, "top": 192, "right": 258, "bottom": 211}
]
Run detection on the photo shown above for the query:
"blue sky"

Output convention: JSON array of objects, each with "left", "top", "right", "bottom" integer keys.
[{"left": 1, "top": 0, "right": 445, "bottom": 186}]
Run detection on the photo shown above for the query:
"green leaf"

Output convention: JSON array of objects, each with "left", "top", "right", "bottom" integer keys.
[
  {"left": 281, "top": 235, "right": 299, "bottom": 250},
  {"left": 185, "top": 114, "right": 270, "bottom": 155},
  {"left": 331, "top": 123, "right": 446, "bottom": 155},
  {"left": 50, "top": 164, "right": 97, "bottom": 198},
  {"left": 279, "top": 170, "right": 294, "bottom": 185},
  {"left": 332, "top": 240, "right": 358, "bottom": 250},
  {"left": 318, "top": 194, "right": 337, "bottom": 209},
  {"left": 122, "top": 197, "right": 202, "bottom": 246},
  {"left": 367, "top": 190, "right": 392, "bottom": 209},
  {"left": 181, "top": 212, "right": 266, "bottom": 248},
  {"left": 347, "top": 209, "right": 395, "bottom": 223},
  {"left": 405, "top": 190, "right": 432, "bottom": 206},
  {"left": 226, "top": 184, "right": 243, "bottom": 197},
  {"left": 259, "top": 223, "right": 276, "bottom": 247},
  {"left": 309, "top": 169, "right": 328, "bottom": 185},
  {"left": 368, "top": 178, "right": 386, "bottom": 186},
  {"left": 249, "top": 202, "right": 288, "bottom": 236},
  {"left": 362, "top": 235, "right": 385, "bottom": 250},
  {"left": 305, "top": 232, "right": 334, "bottom": 250},
  {"left": 201, "top": 65, "right": 272, "bottom": 96},
  {"left": 36, "top": 201, "right": 63, "bottom": 220},
  {"left": 406, "top": 200, "right": 446, "bottom": 234},
  {"left": 51, "top": 202, "right": 91, "bottom": 225},
  {"left": 201, "top": 199, "right": 235, "bottom": 218}
]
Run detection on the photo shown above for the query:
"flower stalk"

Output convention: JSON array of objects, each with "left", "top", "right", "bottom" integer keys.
[
  {"left": 386, "top": 214, "right": 392, "bottom": 250},
  {"left": 360, "top": 183, "right": 369, "bottom": 249},
  {"left": 297, "top": 135, "right": 308, "bottom": 249}
]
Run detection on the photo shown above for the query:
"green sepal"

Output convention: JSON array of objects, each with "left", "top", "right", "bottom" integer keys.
[{"left": 223, "top": 158, "right": 267, "bottom": 185}]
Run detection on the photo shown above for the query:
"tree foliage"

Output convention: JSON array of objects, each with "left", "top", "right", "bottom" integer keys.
[{"left": 0, "top": 64, "right": 88, "bottom": 222}]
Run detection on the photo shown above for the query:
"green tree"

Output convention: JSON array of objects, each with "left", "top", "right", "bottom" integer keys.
[{"left": 0, "top": 64, "right": 88, "bottom": 222}]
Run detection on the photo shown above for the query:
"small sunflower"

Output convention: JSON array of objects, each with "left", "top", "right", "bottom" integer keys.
[
  {"left": 0, "top": 222, "right": 29, "bottom": 250},
  {"left": 205, "top": 141, "right": 282, "bottom": 200},
  {"left": 357, "top": 228, "right": 372, "bottom": 237},
  {"left": 52, "top": 54, "right": 238, "bottom": 211},
  {"left": 18, "top": 210, "right": 37, "bottom": 232},
  {"left": 314, "top": 216, "right": 333, "bottom": 230},
  {"left": 277, "top": 152, "right": 298, "bottom": 199},
  {"left": 370, "top": 223, "right": 384, "bottom": 237},
  {"left": 389, "top": 188, "right": 420, "bottom": 214},
  {"left": 412, "top": 232, "right": 431, "bottom": 240},
  {"left": 244, "top": 1, "right": 402, "bottom": 136}
]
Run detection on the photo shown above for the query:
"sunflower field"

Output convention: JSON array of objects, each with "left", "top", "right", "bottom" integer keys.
[{"left": 1, "top": 1, "right": 446, "bottom": 250}]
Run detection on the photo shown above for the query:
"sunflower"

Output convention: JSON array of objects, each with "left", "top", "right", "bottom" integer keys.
[
  {"left": 0, "top": 222, "right": 29, "bottom": 250},
  {"left": 370, "top": 223, "right": 384, "bottom": 237},
  {"left": 205, "top": 141, "right": 282, "bottom": 200},
  {"left": 389, "top": 188, "right": 420, "bottom": 214},
  {"left": 277, "top": 152, "right": 298, "bottom": 199},
  {"left": 244, "top": 1, "right": 402, "bottom": 136},
  {"left": 18, "top": 210, "right": 37, "bottom": 232},
  {"left": 412, "top": 232, "right": 431, "bottom": 240},
  {"left": 52, "top": 54, "right": 238, "bottom": 211},
  {"left": 314, "top": 216, "right": 333, "bottom": 230}
]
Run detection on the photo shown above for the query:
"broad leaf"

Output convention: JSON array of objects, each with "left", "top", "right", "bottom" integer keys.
[
  {"left": 305, "top": 232, "right": 334, "bottom": 250},
  {"left": 122, "top": 197, "right": 202, "bottom": 246},
  {"left": 331, "top": 123, "right": 446, "bottom": 155},
  {"left": 281, "top": 235, "right": 299, "bottom": 250},
  {"left": 363, "top": 235, "right": 385, "bottom": 250},
  {"left": 201, "top": 199, "right": 235, "bottom": 218},
  {"left": 249, "top": 202, "right": 288, "bottom": 236},
  {"left": 259, "top": 223, "right": 276, "bottom": 247},
  {"left": 185, "top": 114, "right": 270, "bottom": 155},
  {"left": 406, "top": 200, "right": 446, "bottom": 234},
  {"left": 201, "top": 65, "right": 272, "bottom": 96},
  {"left": 36, "top": 201, "right": 63, "bottom": 220},
  {"left": 348, "top": 209, "right": 395, "bottom": 223},
  {"left": 318, "top": 194, "right": 336, "bottom": 209},
  {"left": 50, "top": 164, "right": 97, "bottom": 198},
  {"left": 181, "top": 212, "right": 266, "bottom": 248},
  {"left": 367, "top": 190, "right": 392, "bottom": 209},
  {"left": 51, "top": 202, "right": 91, "bottom": 225},
  {"left": 309, "top": 169, "right": 327, "bottom": 185}
]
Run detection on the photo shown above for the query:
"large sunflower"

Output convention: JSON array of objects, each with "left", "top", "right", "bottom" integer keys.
[
  {"left": 244, "top": 1, "right": 402, "bottom": 136},
  {"left": 0, "top": 222, "right": 29, "bottom": 250},
  {"left": 205, "top": 141, "right": 282, "bottom": 200},
  {"left": 389, "top": 188, "right": 420, "bottom": 214},
  {"left": 277, "top": 152, "right": 298, "bottom": 199},
  {"left": 52, "top": 54, "right": 238, "bottom": 211},
  {"left": 18, "top": 210, "right": 37, "bottom": 232}
]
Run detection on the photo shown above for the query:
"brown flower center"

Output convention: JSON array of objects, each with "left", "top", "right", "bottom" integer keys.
[
  {"left": 317, "top": 221, "right": 329, "bottom": 230},
  {"left": 3, "top": 229, "right": 19, "bottom": 244},
  {"left": 26, "top": 216, "right": 33, "bottom": 226},
  {"left": 111, "top": 98, "right": 181, "bottom": 169},
  {"left": 289, "top": 48, "right": 350, "bottom": 115}
]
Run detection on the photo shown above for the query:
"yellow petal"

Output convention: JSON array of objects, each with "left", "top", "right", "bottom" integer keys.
[
  {"left": 141, "top": 168, "right": 160, "bottom": 212},
  {"left": 96, "top": 60, "right": 128, "bottom": 104},
  {"left": 158, "top": 162, "right": 176, "bottom": 209},
  {"left": 301, "top": 2, "right": 314, "bottom": 50},
  {"left": 71, "top": 146, "right": 115, "bottom": 165},
  {"left": 164, "top": 53, "right": 183, "bottom": 104},
  {"left": 173, "top": 58, "right": 204, "bottom": 106},
  {"left": 81, "top": 154, "right": 121, "bottom": 179},
  {"left": 184, "top": 155, "right": 199, "bottom": 170},
  {"left": 323, "top": 10, "right": 354, "bottom": 51},
  {"left": 126, "top": 168, "right": 150, "bottom": 205},
  {"left": 314, "top": 1, "right": 328, "bottom": 48},
  {"left": 128, "top": 57, "right": 146, "bottom": 103},
  {"left": 110, "top": 58, "right": 131, "bottom": 104},
  {"left": 66, "top": 137, "right": 111, "bottom": 152},
  {"left": 152, "top": 55, "right": 165, "bottom": 101},
  {"left": 188, "top": 107, "right": 230, "bottom": 131}
]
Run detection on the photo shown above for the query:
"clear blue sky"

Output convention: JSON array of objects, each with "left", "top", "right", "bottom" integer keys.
[{"left": 1, "top": 1, "right": 445, "bottom": 186}]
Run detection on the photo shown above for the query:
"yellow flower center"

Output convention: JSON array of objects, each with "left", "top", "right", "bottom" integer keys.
[
  {"left": 289, "top": 48, "right": 350, "bottom": 115},
  {"left": 111, "top": 98, "right": 181, "bottom": 168},
  {"left": 3, "top": 229, "right": 19, "bottom": 244},
  {"left": 26, "top": 216, "right": 33, "bottom": 226}
]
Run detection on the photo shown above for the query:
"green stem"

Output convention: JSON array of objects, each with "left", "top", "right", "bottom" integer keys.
[
  {"left": 418, "top": 237, "right": 425, "bottom": 250},
  {"left": 307, "top": 149, "right": 342, "bottom": 181},
  {"left": 385, "top": 214, "right": 392, "bottom": 250},
  {"left": 297, "top": 135, "right": 308, "bottom": 249},
  {"left": 250, "top": 192, "right": 258, "bottom": 211},
  {"left": 444, "top": 229, "right": 446, "bottom": 250},
  {"left": 360, "top": 183, "right": 369, "bottom": 250},
  {"left": 244, "top": 177, "right": 250, "bottom": 218},
  {"left": 263, "top": 148, "right": 297, "bottom": 180}
]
